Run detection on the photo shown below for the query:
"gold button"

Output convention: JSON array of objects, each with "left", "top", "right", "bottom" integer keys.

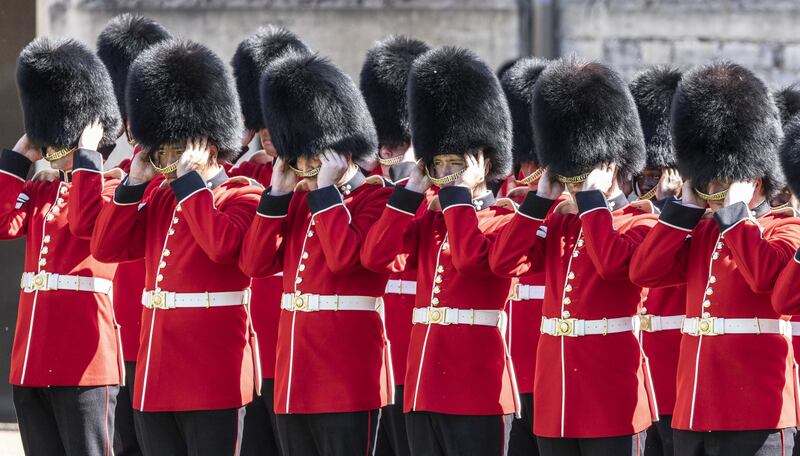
[
  {"left": 298, "top": 264, "right": 306, "bottom": 271},
  {"left": 307, "top": 231, "right": 314, "bottom": 238},
  {"left": 577, "top": 239, "right": 584, "bottom": 248},
  {"left": 641, "top": 307, "right": 648, "bottom": 314},
  {"left": 295, "top": 277, "right": 302, "bottom": 284},
  {"left": 561, "top": 310, "right": 570, "bottom": 318},
  {"left": 433, "top": 286, "right": 441, "bottom": 294},
  {"left": 712, "top": 252, "right": 719, "bottom": 260},
  {"left": 716, "top": 242, "right": 724, "bottom": 250},
  {"left": 442, "top": 242, "right": 449, "bottom": 250},
  {"left": 43, "top": 235, "right": 51, "bottom": 243},
  {"left": 705, "top": 288, "right": 713, "bottom": 295},
  {"left": 435, "top": 275, "right": 443, "bottom": 284},
  {"left": 702, "top": 312, "right": 710, "bottom": 318},
  {"left": 700, "top": 320, "right": 710, "bottom": 331},
  {"left": 567, "top": 272, "right": 575, "bottom": 280},
  {"left": 564, "top": 284, "right": 573, "bottom": 293},
  {"left": 156, "top": 274, "right": 163, "bottom": 282},
  {"left": 703, "top": 300, "right": 711, "bottom": 308},
  {"left": 431, "top": 297, "right": 439, "bottom": 306},
  {"left": 163, "top": 249, "right": 171, "bottom": 257},
  {"left": 176, "top": 205, "right": 182, "bottom": 212},
  {"left": 572, "top": 250, "right": 579, "bottom": 258},
  {"left": 56, "top": 198, "right": 64, "bottom": 205},
  {"left": 59, "top": 187, "right": 67, "bottom": 194},
  {"left": 563, "top": 297, "right": 571, "bottom": 305},
  {"left": 159, "top": 261, "right": 166, "bottom": 269},
  {"left": 51, "top": 207, "right": 60, "bottom": 214},
  {"left": 709, "top": 275, "right": 716, "bottom": 284},
  {"left": 39, "top": 258, "right": 46, "bottom": 266},
  {"left": 173, "top": 217, "right": 179, "bottom": 224},
  {"left": 437, "top": 266, "right": 444, "bottom": 273},
  {"left": 46, "top": 214, "right": 54, "bottom": 221},
  {"left": 302, "top": 252, "right": 309, "bottom": 259},
  {"left": 168, "top": 229, "right": 175, "bottom": 235},
  {"left": 41, "top": 247, "right": 48, "bottom": 255}
]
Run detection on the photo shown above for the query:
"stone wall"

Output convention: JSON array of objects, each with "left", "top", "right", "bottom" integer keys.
[{"left": 559, "top": 0, "right": 800, "bottom": 87}]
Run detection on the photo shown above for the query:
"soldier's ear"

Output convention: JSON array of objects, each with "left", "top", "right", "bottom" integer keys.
[{"left": 208, "top": 144, "right": 219, "bottom": 163}]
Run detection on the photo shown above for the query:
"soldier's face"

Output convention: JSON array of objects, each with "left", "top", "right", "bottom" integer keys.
[
  {"left": 431, "top": 154, "right": 466, "bottom": 179},
  {"left": 379, "top": 143, "right": 410, "bottom": 160},
  {"left": 636, "top": 168, "right": 662, "bottom": 195},
  {"left": 45, "top": 146, "right": 73, "bottom": 171},
  {"left": 519, "top": 162, "right": 541, "bottom": 188},
  {"left": 294, "top": 156, "right": 322, "bottom": 179},
  {"left": 259, "top": 128, "right": 277, "bottom": 157}
]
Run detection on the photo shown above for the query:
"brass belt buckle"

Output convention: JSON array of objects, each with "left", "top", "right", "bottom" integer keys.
[
  {"left": 696, "top": 317, "right": 717, "bottom": 336},
  {"left": 293, "top": 294, "right": 310, "bottom": 311},
  {"left": 31, "top": 272, "right": 50, "bottom": 291},
  {"left": 428, "top": 307, "right": 447, "bottom": 325},
  {"left": 639, "top": 314, "right": 654, "bottom": 333},
  {"left": 149, "top": 291, "right": 169, "bottom": 310},
  {"left": 554, "top": 318, "right": 577, "bottom": 337}
]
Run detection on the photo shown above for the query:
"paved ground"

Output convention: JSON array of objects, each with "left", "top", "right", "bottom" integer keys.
[{"left": 0, "top": 423, "right": 23, "bottom": 455}]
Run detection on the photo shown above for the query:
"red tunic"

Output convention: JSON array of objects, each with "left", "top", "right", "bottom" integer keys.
[
  {"left": 631, "top": 200, "right": 800, "bottom": 431},
  {"left": 229, "top": 158, "right": 282, "bottom": 379},
  {"left": 490, "top": 190, "right": 657, "bottom": 438},
  {"left": 0, "top": 148, "right": 122, "bottom": 386},
  {"left": 113, "top": 150, "right": 164, "bottom": 362},
  {"left": 362, "top": 186, "right": 518, "bottom": 416},
  {"left": 91, "top": 169, "right": 261, "bottom": 411},
  {"left": 239, "top": 173, "right": 393, "bottom": 414}
]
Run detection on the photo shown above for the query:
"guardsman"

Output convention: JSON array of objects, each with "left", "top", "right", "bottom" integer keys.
[
  {"left": 239, "top": 52, "right": 392, "bottom": 455},
  {"left": 96, "top": 14, "right": 172, "bottom": 455},
  {"left": 1, "top": 37, "right": 122, "bottom": 455},
  {"left": 362, "top": 46, "right": 518, "bottom": 455},
  {"left": 489, "top": 59, "right": 657, "bottom": 455},
  {"left": 89, "top": 40, "right": 261, "bottom": 455},
  {"left": 230, "top": 26, "right": 311, "bottom": 456},
  {"left": 497, "top": 56, "right": 556, "bottom": 456},
  {"left": 628, "top": 66, "right": 685, "bottom": 456},
  {"left": 359, "top": 34, "right": 431, "bottom": 456},
  {"left": 771, "top": 85, "right": 800, "bottom": 211},
  {"left": 630, "top": 62, "right": 799, "bottom": 455}
]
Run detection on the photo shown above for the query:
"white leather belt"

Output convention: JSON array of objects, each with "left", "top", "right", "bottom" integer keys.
[
  {"left": 142, "top": 289, "right": 251, "bottom": 310},
  {"left": 412, "top": 307, "right": 502, "bottom": 327},
  {"left": 639, "top": 314, "right": 684, "bottom": 333},
  {"left": 21, "top": 271, "right": 112, "bottom": 294},
  {"left": 510, "top": 284, "right": 545, "bottom": 301},
  {"left": 280, "top": 293, "right": 379, "bottom": 312},
  {"left": 792, "top": 321, "right": 800, "bottom": 336},
  {"left": 540, "top": 316, "right": 639, "bottom": 337},
  {"left": 384, "top": 279, "right": 416, "bottom": 295},
  {"left": 682, "top": 317, "right": 791, "bottom": 337}
]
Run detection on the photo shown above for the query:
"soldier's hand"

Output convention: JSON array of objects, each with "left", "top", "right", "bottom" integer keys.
[
  {"left": 317, "top": 150, "right": 349, "bottom": 189},
  {"left": 724, "top": 181, "right": 756, "bottom": 208},
  {"left": 680, "top": 179, "right": 704, "bottom": 207},
  {"left": 454, "top": 151, "right": 486, "bottom": 190},
  {"left": 582, "top": 163, "right": 616, "bottom": 193},
  {"left": 405, "top": 161, "right": 431, "bottom": 194},
  {"left": 536, "top": 169, "right": 565, "bottom": 200},
  {"left": 78, "top": 119, "right": 104, "bottom": 151},
  {"left": 128, "top": 151, "right": 156, "bottom": 185},
  {"left": 13, "top": 134, "right": 42, "bottom": 162},
  {"left": 656, "top": 168, "right": 683, "bottom": 200},
  {"left": 177, "top": 137, "right": 210, "bottom": 178},
  {"left": 269, "top": 157, "right": 298, "bottom": 196}
]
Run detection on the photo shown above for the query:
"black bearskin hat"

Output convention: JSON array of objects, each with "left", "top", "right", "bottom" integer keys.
[
  {"left": 532, "top": 58, "right": 645, "bottom": 179},
  {"left": 261, "top": 52, "right": 378, "bottom": 162},
  {"left": 774, "top": 84, "right": 800, "bottom": 128},
  {"left": 17, "top": 37, "right": 121, "bottom": 154},
  {"left": 500, "top": 57, "right": 549, "bottom": 166},
  {"left": 408, "top": 46, "right": 512, "bottom": 180},
  {"left": 672, "top": 61, "right": 783, "bottom": 196},
  {"left": 126, "top": 40, "right": 243, "bottom": 162},
  {"left": 629, "top": 65, "right": 682, "bottom": 169},
  {"left": 232, "top": 26, "right": 310, "bottom": 131},
  {"left": 96, "top": 14, "right": 172, "bottom": 120},
  {"left": 359, "top": 35, "right": 430, "bottom": 148}
]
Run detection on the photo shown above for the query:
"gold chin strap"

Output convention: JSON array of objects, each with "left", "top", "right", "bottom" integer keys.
[
  {"left": 555, "top": 172, "right": 590, "bottom": 184},
  {"left": 150, "top": 155, "right": 179, "bottom": 175},
  {"left": 288, "top": 164, "right": 320, "bottom": 178},
  {"left": 378, "top": 155, "right": 404, "bottom": 166},
  {"left": 638, "top": 186, "right": 657, "bottom": 201},
  {"left": 426, "top": 167, "right": 465, "bottom": 186},
  {"left": 44, "top": 146, "right": 77, "bottom": 162},
  {"left": 516, "top": 168, "right": 544, "bottom": 185},
  {"left": 694, "top": 187, "right": 728, "bottom": 202}
]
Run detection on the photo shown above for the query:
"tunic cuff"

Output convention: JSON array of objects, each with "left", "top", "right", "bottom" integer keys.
[
  {"left": 306, "top": 185, "right": 344, "bottom": 215},
  {"left": 114, "top": 176, "right": 149, "bottom": 205},
  {"left": 438, "top": 186, "right": 473, "bottom": 211},
  {"left": 388, "top": 185, "right": 425, "bottom": 215},
  {"left": 72, "top": 148, "right": 103, "bottom": 173},
  {"left": 0, "top": 149, "right": 32, "bottom": 181},
  {"left": 713, "top": 202, "right": 750, "bottom": 234},
  {"left": 575, "top": 190, "right": 608, "bottom": 215},
  {"left": 257, "top": 188, "right": 293, "bottom": 217},
  {"left": 518, "top": 193, "right": 555, "bottom": 221},
  {"left": 170, "top": 171, "right": 207, "bottom": 203},
  {"left": 659, "top": 199, "right": 705, "bottom": 231}
]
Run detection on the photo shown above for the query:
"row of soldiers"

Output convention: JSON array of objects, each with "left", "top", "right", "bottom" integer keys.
[{"left": 4, "top": 13, "right": 800, "bottom": 456}]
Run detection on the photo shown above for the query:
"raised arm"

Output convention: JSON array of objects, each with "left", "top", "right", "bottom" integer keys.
[
  {"left": 489, "top": 192, "right": 552, "bottom": 278},
  {"left": 90, "top": 178, "right": 149, "bottom": 263},
  {"left": 360, "top": 185, "right": 423, "bottom": 274},
  {"left": 69, "top": 148, "right": 119, "bottom": 239},
  {"left": 239, "top": 189, "right": 292, "bottom": 279},
  {"left": 0, "top": 149, "right": 34, "bottom": 240}
]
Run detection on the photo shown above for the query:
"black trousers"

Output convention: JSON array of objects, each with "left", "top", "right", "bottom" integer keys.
[
  {"left": 644, "top": 415, "right": 673, "bottom": 456},
  {"left": 275, "top": 409, "right": 380, "bottom": 456},
  {"left": 405, "top": 411, "right": 513, "bottom": 455},
  {"left": 375, "top": 386, "right": 411, "bottom": 456},
  {"left": 115, "top": 361, "right": 142, "bottom": 456},
  {"left": 537, "top": 431, "right": 647, "bottom": 456},
  {"left": 240, "top": 378, "right": 281, "bottom": 456},
  {"left": 134, "top": 406, "right": 245, "bottom": 456},
  {"left": 674, "top": 428, "right": 796, "bottom": 456},
  {"left": 13, "top": 384, "right": 118, "bottom": 456},
  {"left": 509, "top": 393, "right": 538, "bottom": 456}
]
